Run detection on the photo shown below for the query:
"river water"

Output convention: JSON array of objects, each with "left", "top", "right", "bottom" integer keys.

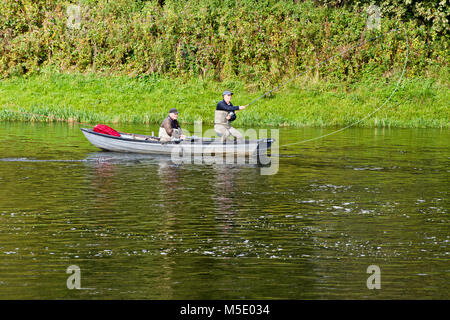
[{"left": 0, "top": 122, "right": 448, "bottom": 299}]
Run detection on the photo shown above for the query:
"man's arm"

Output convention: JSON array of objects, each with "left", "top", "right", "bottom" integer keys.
[
  {"left": 217, "top": 100, "right": 240, "bottom": 112},
  {"left": 162, "top": 118, "right": 173, "bottom": 136}
]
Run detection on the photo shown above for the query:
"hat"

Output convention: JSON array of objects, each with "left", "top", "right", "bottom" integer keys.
[
  {"left": 223, "top": 90, "right": 233, "bottom": 96},
  {"left": 169, "top": 108, "right": 178, "bottom": 114}
]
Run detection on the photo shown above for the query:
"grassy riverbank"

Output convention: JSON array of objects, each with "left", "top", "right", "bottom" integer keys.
[{"left": 0, "top": 72, "right": 448, "bottom": 128}]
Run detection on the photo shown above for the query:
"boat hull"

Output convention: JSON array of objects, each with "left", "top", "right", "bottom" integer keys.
[{"left": 81, "top": 128, "right": 273, "bottom": 156}]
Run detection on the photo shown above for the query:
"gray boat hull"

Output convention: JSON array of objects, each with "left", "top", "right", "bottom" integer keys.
[{"left": 81, "top": 128, "right": 274, "bottom": 156}]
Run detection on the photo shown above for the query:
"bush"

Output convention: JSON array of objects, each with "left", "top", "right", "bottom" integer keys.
[{"left": 0, "top": 0, "right": 448, "bottom": 86}]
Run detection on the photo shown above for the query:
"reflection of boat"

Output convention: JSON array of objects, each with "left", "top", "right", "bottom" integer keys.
[
  {"left": 84, "top": 151, "right": 274, "bottom": 168},
  {"left": 81, "top": 128, "right": 274, "bottom": 156}
]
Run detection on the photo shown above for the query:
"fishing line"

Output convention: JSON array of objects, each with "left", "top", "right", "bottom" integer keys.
[{"left": 244, "top": 26, "right": 409, "bottom": 148}]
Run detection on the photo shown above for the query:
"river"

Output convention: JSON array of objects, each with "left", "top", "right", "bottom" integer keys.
[{"left": 0, "top": 122, "right": 448, "bottom": 299}]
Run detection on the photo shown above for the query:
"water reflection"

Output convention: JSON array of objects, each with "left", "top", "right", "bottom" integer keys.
[
  {"left": 91, "top": 157, "right": 119, "bottom": 211},
  {"left": 212, "top": 166, "right": 239, "bottom": 239}
]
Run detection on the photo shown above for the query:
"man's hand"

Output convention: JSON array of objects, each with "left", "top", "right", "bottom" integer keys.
[
  {"left": 180, "top": 134, "right": 186, "bottom": 140},
  {"left": 239, "top": 104, "right": 248, "bottom": 110}
]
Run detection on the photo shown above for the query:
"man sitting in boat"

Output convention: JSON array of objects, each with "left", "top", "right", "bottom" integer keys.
[
  {"left": 159, "top": 108, "right": 186, "bottom": 143},
  {"left": 214, "top": 91, "right": 248, "bottom": 142}
]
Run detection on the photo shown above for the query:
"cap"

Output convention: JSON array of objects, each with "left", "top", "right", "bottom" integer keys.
[
  {"left": 223, "top": 90, "right": 233, "bottom": 96},
  {"left": 169, "top": 108, "right": 178, "bottom": 114}
]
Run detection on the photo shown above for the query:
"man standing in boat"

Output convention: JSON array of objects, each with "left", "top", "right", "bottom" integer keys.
[
  {"left": 214, "top": 91, "right": 248, "bottom": 142},
  {"left": 159, "top": 108, "right": 186, "bottom": 143}
]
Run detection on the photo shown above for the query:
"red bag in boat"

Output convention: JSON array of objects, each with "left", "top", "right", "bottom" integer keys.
[{"left": 93, "top": 124, "right": 121, "bottom": 137}]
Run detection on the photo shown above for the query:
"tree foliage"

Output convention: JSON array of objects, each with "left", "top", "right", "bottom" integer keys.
[{"left": 0, "top": 0, "right": 447, "bottom": 84}]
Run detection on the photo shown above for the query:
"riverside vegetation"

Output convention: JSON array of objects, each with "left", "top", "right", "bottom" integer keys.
[{"left": 0, "top": 0, "right": 448, "bottom": 128}]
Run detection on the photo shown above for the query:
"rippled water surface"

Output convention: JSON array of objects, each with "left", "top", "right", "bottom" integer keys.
[{"left": 0, "top": 122, "right": 448, "bottom": 299}]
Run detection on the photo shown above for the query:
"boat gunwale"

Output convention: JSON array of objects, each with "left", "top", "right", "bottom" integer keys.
[{"left": 81, "top": 128, "right": 273, "bottom": 146}]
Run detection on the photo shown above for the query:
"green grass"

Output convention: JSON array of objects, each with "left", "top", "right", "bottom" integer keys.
[{"left": 0, "top": 72, "right": 448, "bottom": 128}]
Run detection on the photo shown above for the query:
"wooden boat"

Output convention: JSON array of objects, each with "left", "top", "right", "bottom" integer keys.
[{"left": 81, "top": 128, "right": 274, "bottom": 157}]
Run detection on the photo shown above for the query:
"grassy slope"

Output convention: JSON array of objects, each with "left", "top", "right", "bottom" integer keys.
[{"left": 0, "top": 72, "right": 448, "bottom": 128}]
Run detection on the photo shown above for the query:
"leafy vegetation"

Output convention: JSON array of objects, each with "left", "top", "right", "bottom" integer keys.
[
  {"left": 0, "top": 0, "right": 448, "bottom": 127},
  {"left": 1, "top": 0, "right": 447, "bottom": 81}
]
